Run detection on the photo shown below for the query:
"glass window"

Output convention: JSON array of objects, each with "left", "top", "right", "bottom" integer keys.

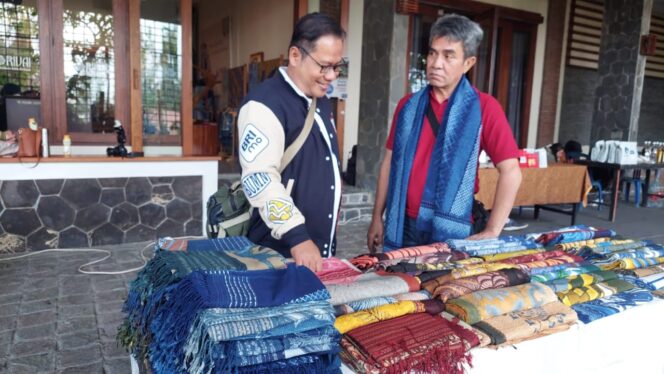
[
  {"left": 62, "top": 0, "right": 115, "bottom": 133},
  {"left": 141, "top": 0, "right": 182, "bottom": 144},
  {"left": 0, "top": 0, "right": 40, "bottom": 131}
]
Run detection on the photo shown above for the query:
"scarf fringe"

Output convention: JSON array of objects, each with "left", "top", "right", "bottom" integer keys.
[{"left": 383, "top": 339, "right": 473, "bottom": 374}]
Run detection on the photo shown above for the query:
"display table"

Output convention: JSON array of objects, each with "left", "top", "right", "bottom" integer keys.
[
  {"left": 475, "top": 164, "right": 591, "bottom": 224},
  {"left": 575, "top": 160, "right": 664, "bottom": 221},
  {"left": 339, "top": 298, "right": 664, "bottom": 374}
]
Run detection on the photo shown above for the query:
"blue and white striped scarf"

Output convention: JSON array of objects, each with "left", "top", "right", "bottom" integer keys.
[{"left": 384, "top": 77, "right": 482, "bottom": 250}]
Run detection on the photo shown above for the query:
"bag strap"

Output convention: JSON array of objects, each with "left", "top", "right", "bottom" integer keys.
[
  {"left": 279, "top": 97, "right": 317, "bottom": 172},
  {"left": 426, "top": 103, "right": 441, "bottom": 135}
]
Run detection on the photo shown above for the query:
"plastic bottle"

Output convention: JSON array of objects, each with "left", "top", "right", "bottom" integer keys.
[
  {"left": 63, "top": 134, "right": 72, "bottom": 157},
  {"left": 41, "top": 128, "right": 49, "bottom": 157}
]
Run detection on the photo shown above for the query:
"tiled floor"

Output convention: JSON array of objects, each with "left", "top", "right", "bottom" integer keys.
[{"left": 0, "top": 200, "right": 662, "bottom": 373}]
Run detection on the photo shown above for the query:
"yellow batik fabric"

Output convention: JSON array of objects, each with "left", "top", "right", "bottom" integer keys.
[
  {"left": 556, "top": 279, "right": 634, "bottom": 306},
  {"left": 600, "top": 256, "right": 664, "bottom": 270},
  {"left": 554, "top": 237, "right": 613, "bottom": 251},
  {"left": 445, "top": 282, "right": 557, "bottom": 325},
  {"left": 481, "top": 249, "right": 543, "bottom": 262},
  {"left": 451, "top": 262, "right": 517, "bottom": 279},
  {"left": 334, "top": 300, "right": 425, "bottom": 334}
]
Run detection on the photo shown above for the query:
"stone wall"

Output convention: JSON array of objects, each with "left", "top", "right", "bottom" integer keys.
[
  {"left": 559, "top": 69, "right": 664, "bottom": 146},
  {"left": 559, "top": 67, "right": 598, "bottom": 145},
  {"left": 356, "top": 0, "right": 410, "bottom": 189},
  {"left": 638, "top": 77, "right": 664, "bottom": 142},
  {"left": 590, "top": 0, "right": 650, "bottom": 142},
  {"left": 0, "top": 176, "right": 202, "bottom": 252},
  {"left": 356, "top": 0, "right": 394, "bottom": 189}
]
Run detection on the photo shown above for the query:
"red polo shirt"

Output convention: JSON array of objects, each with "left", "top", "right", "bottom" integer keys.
[{"left": 386, "top": 89, "right": 519, "bottom": 218}]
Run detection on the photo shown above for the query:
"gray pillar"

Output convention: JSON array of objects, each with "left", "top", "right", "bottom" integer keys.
[
  {"left": 590, "top": 0, "right": 652, "bottom": 142},
  {"left": 356, "top": 0, "right": 408, "bottom": 189}
]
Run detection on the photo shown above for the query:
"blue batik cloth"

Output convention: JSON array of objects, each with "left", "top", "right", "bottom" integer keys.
[
  {"left": 620, "top": 273, "right": 664, "bottom": 291},
  {"left": 384, "top": 76, "right": 481, "bottom": 250},
  {"left": 533, "top": 225, "right": 617, "bottom": 246},
  {"left": 571, "top": 288, "right": 655, "bottom": 323},
  {"left": 446, "top": 236, "right": 542, "bottom": 256}
]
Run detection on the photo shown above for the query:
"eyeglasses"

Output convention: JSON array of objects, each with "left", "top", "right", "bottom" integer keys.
[{"left": 298, "top": 46, "right": 347, "bottom": 75}]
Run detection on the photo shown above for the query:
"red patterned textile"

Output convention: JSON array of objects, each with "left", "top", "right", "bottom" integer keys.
[
  {"left": 350, "top": 242, "right": 450, "bottom": 270},
  {"left": 497, "top": 250, "right": 572, "bottom": 265},
  {"left": 316, "top": 257, "right": 363, "bottom": 285},
  {"left": 340, "top": 313, "right": 477, "bottom": 374}
]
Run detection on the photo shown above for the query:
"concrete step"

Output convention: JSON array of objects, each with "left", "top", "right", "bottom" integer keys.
[
  {"left": 338, "top": 204, "right": 373, "bottom": 225},
  {"left": 341, "top": 189, "right": 374, "bottom": 206},
  {"left": 215, "top": 176, "right": 374, "bottom": 225}
]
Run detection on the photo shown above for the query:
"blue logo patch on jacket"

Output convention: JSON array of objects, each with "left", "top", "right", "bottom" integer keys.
[
  {"left": 242, "top": 172, "right": 271, "bottom": 198},
  {"left": 240, "top": 124, "right": 269, "bottom": 162}
]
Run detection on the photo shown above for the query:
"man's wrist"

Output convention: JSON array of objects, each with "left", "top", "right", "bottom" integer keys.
[{"left": 483, "top": 224, "right": 502, "bottom": 236}]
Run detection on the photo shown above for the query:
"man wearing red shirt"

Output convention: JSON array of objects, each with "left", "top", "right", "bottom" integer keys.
[{"left": 367, "top": 14, "right": 522, "bottom": 252}]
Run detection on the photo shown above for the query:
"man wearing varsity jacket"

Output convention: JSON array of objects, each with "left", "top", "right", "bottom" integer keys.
[{"left": 237, "top": 13, "right": 347, "bottom": 272}]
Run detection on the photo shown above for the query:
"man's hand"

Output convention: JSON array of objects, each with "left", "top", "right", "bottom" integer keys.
[
  {"left": 466, "top": 226, "right": 500, "bottom": 241},
  {"left": 291, "top": 240, "right": 323, "bottom": 272},
  {"left": 366, "top": 217, "right": 384, "bottom": 253}
]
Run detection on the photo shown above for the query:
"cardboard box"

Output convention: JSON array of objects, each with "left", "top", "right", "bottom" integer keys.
[{"left": 518, "top": 149, "right": 539, "bottom": 168}]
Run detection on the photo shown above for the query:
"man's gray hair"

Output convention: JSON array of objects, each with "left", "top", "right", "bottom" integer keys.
[{"left": 429, "top": 14, "right": 484, "bottom": 59}]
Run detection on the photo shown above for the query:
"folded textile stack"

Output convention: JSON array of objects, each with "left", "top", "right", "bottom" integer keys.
[
  {"left": 556, "top": 278, "right": 635, "bottom": 306},
  {"left": 316, "top": 257, "right": 364, "bottom": 285},
  {"left": 446, "top": 236, "right": 542, "bottom": 256},
  {"left": 445, "top": 282, "right": 558, "bottom": 325},
  {"left": 119, "top": 237, "right": 289, "bottom": 357},
  {"left": 119, "top": 237, "right": 340, "bottom": 373},
  {"left": 531, "top": 224, "right": 616, "bottom": 246},
  {"left": 350, "top": 242, "right": 452, "bottom": 271},
  {"left": 571, "top": 288, "right": 657, "bottom": 323},
  {"left": 334, "top": 299, "right": 444, "bottom": 334},
  {"left": 443, "top": 282, "right": 578, "bottom": 347},
  {"left": 326, "top": 271, "right": 421, "bottom": 306},
  {"left": 533, "top": 236, "right": 664, "bottom": 324},
  {"left": 340, "top": 313, "right": 478, "bottom": 374}
]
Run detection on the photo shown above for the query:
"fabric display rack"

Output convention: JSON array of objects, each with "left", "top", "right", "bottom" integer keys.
[{"left": 122, "top": 225, "right": 664, "bottom": 374}]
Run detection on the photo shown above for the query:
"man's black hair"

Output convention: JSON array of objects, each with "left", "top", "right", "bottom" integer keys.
[
  {"left": 289, "top": 12, "right": 346, "bottom": 52},
  {"left": 564, "top": 140, "right": 586, "bottom": 161}
]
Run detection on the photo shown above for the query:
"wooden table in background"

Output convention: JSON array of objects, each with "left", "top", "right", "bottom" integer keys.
[
  {"left": 475, "top": 164, "right": 591, "bottom": 225},
  {"left": 575, "top": 160, "right": 664, "bottom": 222}
]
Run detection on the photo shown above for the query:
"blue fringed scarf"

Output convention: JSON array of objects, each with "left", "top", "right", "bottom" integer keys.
[
  {"left": 384, "top": 76, "right": 482, "bottom": 250},
  {"left": 146, "top": 264, "right": 331, "bottom": 373}
]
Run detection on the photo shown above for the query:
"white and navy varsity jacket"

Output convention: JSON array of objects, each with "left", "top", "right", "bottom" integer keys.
[{"left": 237, "top": 67, "right": 342, "bottom": 258}]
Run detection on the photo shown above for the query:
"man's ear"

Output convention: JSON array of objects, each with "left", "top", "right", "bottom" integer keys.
[
  {"left": 288, "top": 46, "right": 302, "bottom": 66},
  {"left": 463, "top": 56, "right": 477, "bottom": 74}
]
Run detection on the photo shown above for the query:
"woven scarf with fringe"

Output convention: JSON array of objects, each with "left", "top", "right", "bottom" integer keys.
[
  {"left": 340, "top": 313, "right": 478, "bottom": 374},
  {"left": 184, "top": 301, "right": 339, "bottom": 373},
  {"left": 384, "top": 77, "right": 481, "bottom": 250},
  {"left": 147, "top": 264, "right": 328, "bottom": 373}
]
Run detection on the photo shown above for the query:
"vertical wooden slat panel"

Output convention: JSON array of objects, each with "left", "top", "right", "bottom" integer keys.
[
  {"left": 42, "top": 0, "right": 66, "bottom": 144},
  {"left": 181, "top": 0, "right": 193, "bottom": 156},
  {"left": 113, "top": 0, "right": 131, "bottom": 144},
  {"left": 336, "top": 0, "right": 349, "bottom": 159},
  {"left": 129, "top": 0, "right": 142, "bottom": 153},
  {"left": 295, "top": 0, "right": 308, "bottom": 22},
  {"left": 37, "top": 0, "right": 54, "bottom": 141}
]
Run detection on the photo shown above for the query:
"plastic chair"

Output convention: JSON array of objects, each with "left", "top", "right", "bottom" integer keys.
[
  {"left": 621, "top": 170, "right": 643, "bottom": 207},
  {"left": 589, "top": 178, "right": 604, "bottom": 211}
]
